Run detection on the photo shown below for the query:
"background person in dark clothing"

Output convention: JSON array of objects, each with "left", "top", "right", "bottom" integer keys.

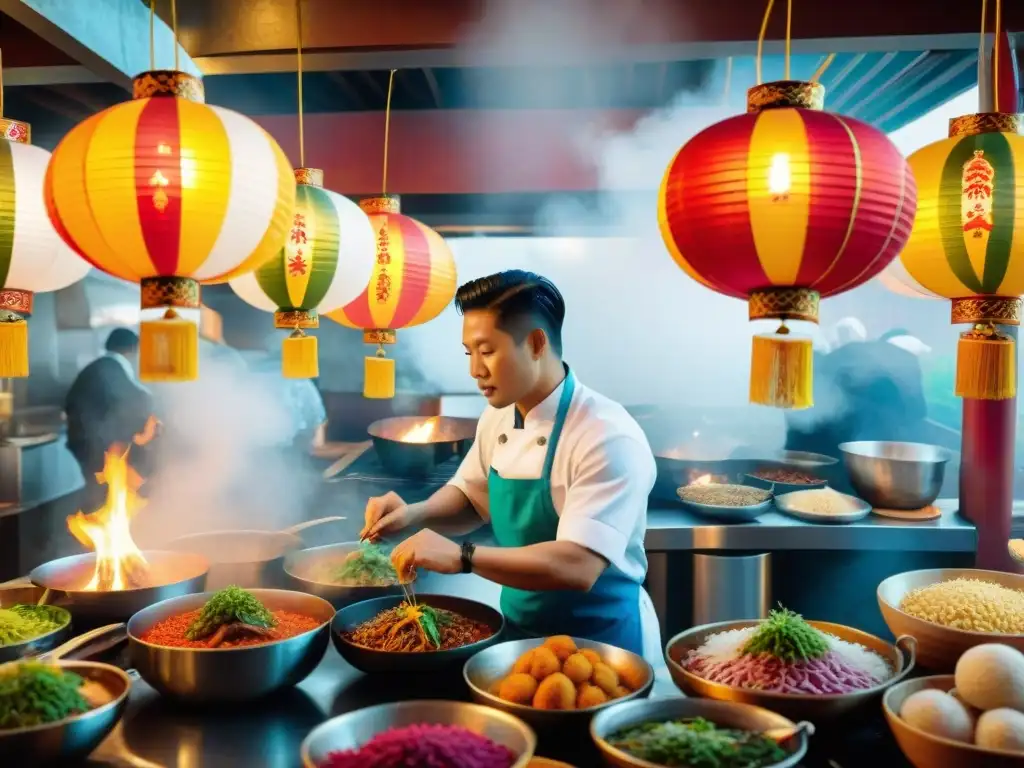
[{"left": 65, "top": 329, "right": 154, "bottom": 507}]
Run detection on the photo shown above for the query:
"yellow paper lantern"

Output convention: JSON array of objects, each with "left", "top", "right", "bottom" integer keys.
[{"left": 44, "top": 70, "right": 295, "bottom": 382}]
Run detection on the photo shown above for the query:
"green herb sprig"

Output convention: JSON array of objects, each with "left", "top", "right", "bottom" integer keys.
[
  {"left": 609, "top": 717, "right": 787, "bottom": 768},
  {"left": 0, "top": 662, "right": 89, "bottom": 729},
  {"left": 741, "top": 606, "right": 829, "bottom": 662},
  {"left": 329, "top": 541, "right": 397, "bottom": 586},
  {"left": 185, "top": 586, "right": 276, "bottom": 641}
]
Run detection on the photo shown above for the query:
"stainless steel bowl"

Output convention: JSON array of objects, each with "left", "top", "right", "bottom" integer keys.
[
  {"left": 283, "top": 541, "right": 410, "bottom": 609},
  {"left": 665, "top": 619, "right": 917, "bottom": 723},
  {"left": 463, "top": 638, "right": 654, "bottom": 735},
  {"left": 590, "top": 697, "right": 811, "bottom": 768},
  {"left": 300, "top": 700, "right": 536, "bottom": 768},
  {"left": 878, "top": 567, "right": 1024, "bottom": 671},
  {"left": 0, "top": 584, "right": 71, "bottom": 662},
  {"left": 839, "top": 441, "right": 950, "bottom": 510},
  {"left": 883, "top": 674, "right": 1024, "bottom": 768},
  {"left": 127, "top": 588, "right": 334, "bottom": 703}
]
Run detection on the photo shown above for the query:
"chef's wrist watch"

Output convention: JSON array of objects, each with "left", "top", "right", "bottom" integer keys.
[{"left": 460, "top": 541, "right": 476, "bottom": 573}]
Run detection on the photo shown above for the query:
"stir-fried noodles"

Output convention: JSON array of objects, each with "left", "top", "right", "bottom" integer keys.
[{"left": 343, "top": 601, "right": 493, "bottom": 652}]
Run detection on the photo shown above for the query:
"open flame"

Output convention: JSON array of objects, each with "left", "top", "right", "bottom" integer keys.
[
  {"left": 398, "top": 417, "right": 439, "bottom": 443},
  {"left": 66, "top": 416, "right": 160, "bottom": 591},
  {"left": 689, "top": 473, "right": 713, "bottom": 487}
]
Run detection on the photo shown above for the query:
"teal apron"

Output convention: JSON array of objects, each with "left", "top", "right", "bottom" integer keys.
[{"left": 487, "top": 370, "right": 644, "bottom": 655}]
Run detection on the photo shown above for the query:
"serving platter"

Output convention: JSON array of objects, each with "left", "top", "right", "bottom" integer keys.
[{"left": 774, "top": 490, "right": 872, "bottom": 524}]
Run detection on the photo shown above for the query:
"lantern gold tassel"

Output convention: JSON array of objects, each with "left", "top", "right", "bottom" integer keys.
[
  {"left": 364, "top": 344, "right": 395, "bottom": 399},
  {"left": 955, "top": 324, "right": 1016, "bottom": 400},
  {"left": 0, "top": 312, "right": 29, "bottom": 378},
  {"left": 139, "top": 308, "right": 198, "bottom": 383},
  {"left": 282, "top": 328, "right": 319, "bottom": 379},
  {"left": 749, "top": 323, "right": 813, "bottom": 409}
]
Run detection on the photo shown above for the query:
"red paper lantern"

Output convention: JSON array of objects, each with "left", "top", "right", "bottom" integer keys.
[{"left": 659, "top": 81, "right": 917, "bottom": 408}]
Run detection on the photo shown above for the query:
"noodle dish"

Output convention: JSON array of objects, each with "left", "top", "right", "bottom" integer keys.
[{"left": 344, "top": 600, "right": 493, "bottom": 652}]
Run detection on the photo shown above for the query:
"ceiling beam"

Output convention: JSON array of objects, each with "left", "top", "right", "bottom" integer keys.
[{"left": 0, "top": 0, "right": 200, "bottom": 89}]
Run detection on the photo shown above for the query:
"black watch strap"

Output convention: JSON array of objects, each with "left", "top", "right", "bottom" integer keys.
[{"left": 460, "top": 541, "right": 476, "bottom": 574}]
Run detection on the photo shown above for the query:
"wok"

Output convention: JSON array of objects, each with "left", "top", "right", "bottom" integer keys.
[
  {"left": 30, "top": 550, "right": 209, "bottom": 623},
  {"left": 0, "top": 584, "right": 71, "bottom": 663},
  {"left": 331, "top": 593, "right": 504, "bottom": 673},
  {"left": 166, "top": 516, "right": 346, "bottom": 591},
  {"left": 0, "top": 625, "right": 132, "bottom": 766},
  {"left": 368, "top": 416, "right": 477, "bottom": 477},
  {"left": 127, "top": 588, "right": 334, "bottom": 703}
]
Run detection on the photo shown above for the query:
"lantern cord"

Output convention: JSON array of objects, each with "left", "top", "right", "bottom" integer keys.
[
  {"left": 149, "top": 0, "right": 155, "bottom": 71},
  {"left": 755, "top": 0, "right": 776, "bottom": 85},
  {"left": 296, "top": 0, "right": 305, "bottom": 167},
  {"left": 993, "top": 0, "right": 1001, "bottom": 113},
  {"left": 171, "top": 0, "right": 179, "bottom": 72},
  {"left": 810, "top": 53, "right": 835, "bottom": 83},
  {"left": 722, "top": 57, "right": 733, "bottom": 104},
  {"left": 784, "top": 0, "right": 792, "bottom": 80},
  {"left": 382, "top": 69, "right": 397, "bottom": 195}
]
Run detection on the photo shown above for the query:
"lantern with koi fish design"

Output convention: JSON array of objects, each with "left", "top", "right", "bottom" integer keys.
[
  {"left": 659, "top": 80, "right": 917, "bottom": 409},
  {"left": 326, "top": 195, "right": 457, "bottom": 399},
  {"left": 44, "top": 70, "right": 295, "bottom": 383}
]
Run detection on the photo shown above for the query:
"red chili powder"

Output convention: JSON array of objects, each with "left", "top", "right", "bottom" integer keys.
[
  {"left": 319, "top": 724, "right": 516, "bottom": 768},
  {"left": 139, "top": 609, "right": 321, "bottom": 648}
]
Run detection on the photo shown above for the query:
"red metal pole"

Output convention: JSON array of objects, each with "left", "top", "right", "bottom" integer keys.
[{"left": 961, "top": 325, "right": 1020, "bottom": 572}]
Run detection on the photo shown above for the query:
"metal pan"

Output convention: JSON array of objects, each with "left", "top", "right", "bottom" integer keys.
[
  {"left": 677, "top": 496, "right": 773, "bottom": 522},
  {"left": 0, "top": 625, "right": 132, "bottom": 766},
  {"left": 368, "top": 416, "right": 477, "bottom": 477},
  {"left": 332, "top": 593, "right": 505, "bottom": 674},
  {"left": 30, "top": 550, "right": 209, "bottom": 623},
  {"left": 774, "top": 489, "right": 872, "bottom": 524},
  {"left": 283, "top": 540, "right": 409, "bottom": 609},
  {"left": 166, "top": 516, "right": 347, "bottom": 591},
  {"left": 0, "top": 584, "right": 71, "bottom": 662},
  {"left": 127, "top": 588, "right": 334, "bottom": 703}
]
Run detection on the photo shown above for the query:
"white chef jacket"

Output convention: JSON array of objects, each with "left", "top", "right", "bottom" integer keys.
[{"left": 449, "top": 373, "right": 663, "bottom": 662}]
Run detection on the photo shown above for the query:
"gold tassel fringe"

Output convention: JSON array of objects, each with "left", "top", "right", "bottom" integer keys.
[
  {"left": 956, "top": 326, "right": 1016, "bottom": 400},
  {"left": 282, "top": 330, "right": 319, "bottom": 378},
  {"left": 749, "top": 326, "right": 813, "bottom": 409},
  {"left": 364, "top": 347, "right": 395, "bottom": 399},
  {"left": 0, "top": 316, "right": 29, "bottom": 378},
  {"left": 139, "top": 308, "right": 199, "bottom": 383}
]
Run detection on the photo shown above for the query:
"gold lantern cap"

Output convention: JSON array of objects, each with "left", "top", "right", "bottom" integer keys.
[
  {"left": 0, "top": 289, "right": 33, "bottom": 316},
  {"left": 359, "top": 195, "right": 401, "bottom": 215},
  {"left": 948, "top": 113, "right": 1023, "bottom": 138},
  {"left": 275, "top": 309, "right": 319, "bottom": 329},
  {"left": 951, "top": 296, "right": 1022, "bottom": 326},
  {"left": 748, "top": 287, "right": 821, "bottom": 323},
  {"left": 294, "top": 168, "right": 324, "bottom": 187},
  {"left": 747, "top": 80, "right": 825, "bottom": 113},
  {"left": 0, "top": 118, "right": 30, "bottom": 145},
  {"left": 132, "top": 70, "right": 206, "bottom": 103},
  {"left": 141, "top": 276, "right": 201, "bottom": 311}
]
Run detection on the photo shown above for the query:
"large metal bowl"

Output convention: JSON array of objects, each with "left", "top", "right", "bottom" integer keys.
[
  {"left": 878, "top": 567, "right": 1024, "bottom": 671},
  {"left": 0, "top": 660, "right": 131, "bottom": 765},
  {"left": 30, "top": 550, "right": 209, "bottom": 622},
  {"left": 300, "top": 700, "right": 536, "bottom": 768},
  {"left": 839, "top": 441, "right": 950, "bottom": 509},
  {"left": 368, "top": 416, "right": 477, "bottom": 478},
  {"left": 883, "top": 674, "right": 1024, "bottom": 768},
  {"left": 0, "top": 584, "right": 71, "bottom": 662},
  {"left": 590, "top": 697, "right": 811, "bottom": 768},
  {"left": 665, "top": 619, "right": 917, "bottom": 723},
  {"left": 332, "top": 593, "right": 504, "bottom": 674},
  {"left": 463, "top": 637, "right": 654, "bottom": 736},
  {"left": 127, "top": 588, "right": 334, "bottom": 703},
  {"left": 284, "top": 540, "right": 412, "bottom": 609}
]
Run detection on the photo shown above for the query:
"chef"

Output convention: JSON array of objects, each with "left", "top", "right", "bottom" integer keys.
[{"left": 362, "top": 270, "right": 661, "bottom": 659}]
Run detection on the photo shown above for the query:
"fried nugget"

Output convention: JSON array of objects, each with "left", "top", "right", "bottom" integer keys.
[
  {"left": 498, "top": 673, "right": 538, "bottom": 705},
  {"left": 591, "top": 662, "right": 620, "bottom": 696},
  {"left": 612, "top": 662, "right": 648, "bottom": 692},
  {"left": 528, "top": 646, "right": 561, "bottom": 680},
  {"left": 512, "top": 649, "right": 535, "bottom": 675},
  {"left": 532, "top": 672, "right": 576, "bottom": 710},
  {"left": 579, "top": 648, "right": 603, "bottom": 666},
  {"left": 543, "top": 635, "right": 578, "bottom": 662},
  {"left": 576, "top": 682, "right": 609, "bottom": 709},
  {"left": 562, "top": 652, "right": 594, "bottom": 685}
]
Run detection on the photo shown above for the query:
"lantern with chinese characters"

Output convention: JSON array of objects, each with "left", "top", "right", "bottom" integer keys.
[
  {"left": 44, "top": 70, "right": 295, "bottom": 382},
  {"left": 659, "top": 80, "right": 917, "bottom": 408},
  {"left": 229, "top": 168, "right": 376, "bottom": 378},
  {"left": 326, "top": 195, "right": 457, "bottom": 398},
  {"left": 899, "top": 111, "right": 1024, "bottom": 400},
  {"left": 0, "top": 116, "right": 91, "bottom": 377}
]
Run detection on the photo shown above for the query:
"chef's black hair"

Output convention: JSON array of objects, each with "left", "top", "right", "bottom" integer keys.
[
  {"left": 105, "top": 327, "right": 139, "bottom": 354},
  {"left": 455, "top": 270, "right": 565, "bottom": 356}
]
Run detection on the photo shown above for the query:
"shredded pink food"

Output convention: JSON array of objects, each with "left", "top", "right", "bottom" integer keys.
[
  {"left": 683, "top": 649, "right": 880, "bottom": 694},
  {"left": 319, "top": 723, "right": 516, "bottom": 768}
]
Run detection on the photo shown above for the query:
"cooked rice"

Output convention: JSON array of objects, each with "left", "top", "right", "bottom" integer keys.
[{"left": 899, "top": 578, "right": 1024, "bottom": 633}]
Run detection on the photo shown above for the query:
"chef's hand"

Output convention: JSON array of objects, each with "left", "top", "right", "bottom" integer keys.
[
  {"left": 391, "top": 529, "right": 462, "bottom": 575},
  {"left": 361, "top": 491, "right": 413, "bottom": 541}
]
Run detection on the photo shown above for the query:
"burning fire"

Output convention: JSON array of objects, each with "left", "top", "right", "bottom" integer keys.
[
  {"left": 399, "top": 417, "right": 439, "bottom": 443},
  {"left": 690, "top": 473, "right": 713, "bottom": 487},
  {"left": 66, "top": 416, "right": 160, "bottom": 591},
  {"left": 687, "top": 472, "right": 728, "bottom": 487}
]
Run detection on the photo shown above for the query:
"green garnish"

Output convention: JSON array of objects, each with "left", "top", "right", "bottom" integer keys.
[
  {"left": 0, "top": 605, "right": 68, "bottom": 646},
  {"left": 328, "top": 542, "right": 398, "bottom": 586},
  {"left": 741, "top": 605, "right": 829, "bottom": 662},
  {"left": 185, "top": 586, "right": 276, "bottom": 641},
  {"left": 0, "top": 662, "right": 90, "bottom": 729},
  {"left": 609, "top": 717, "right": 787, "bottom": 768},
  {"left": 396, "top": 603, "right": 451, "bottom": 649}
]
